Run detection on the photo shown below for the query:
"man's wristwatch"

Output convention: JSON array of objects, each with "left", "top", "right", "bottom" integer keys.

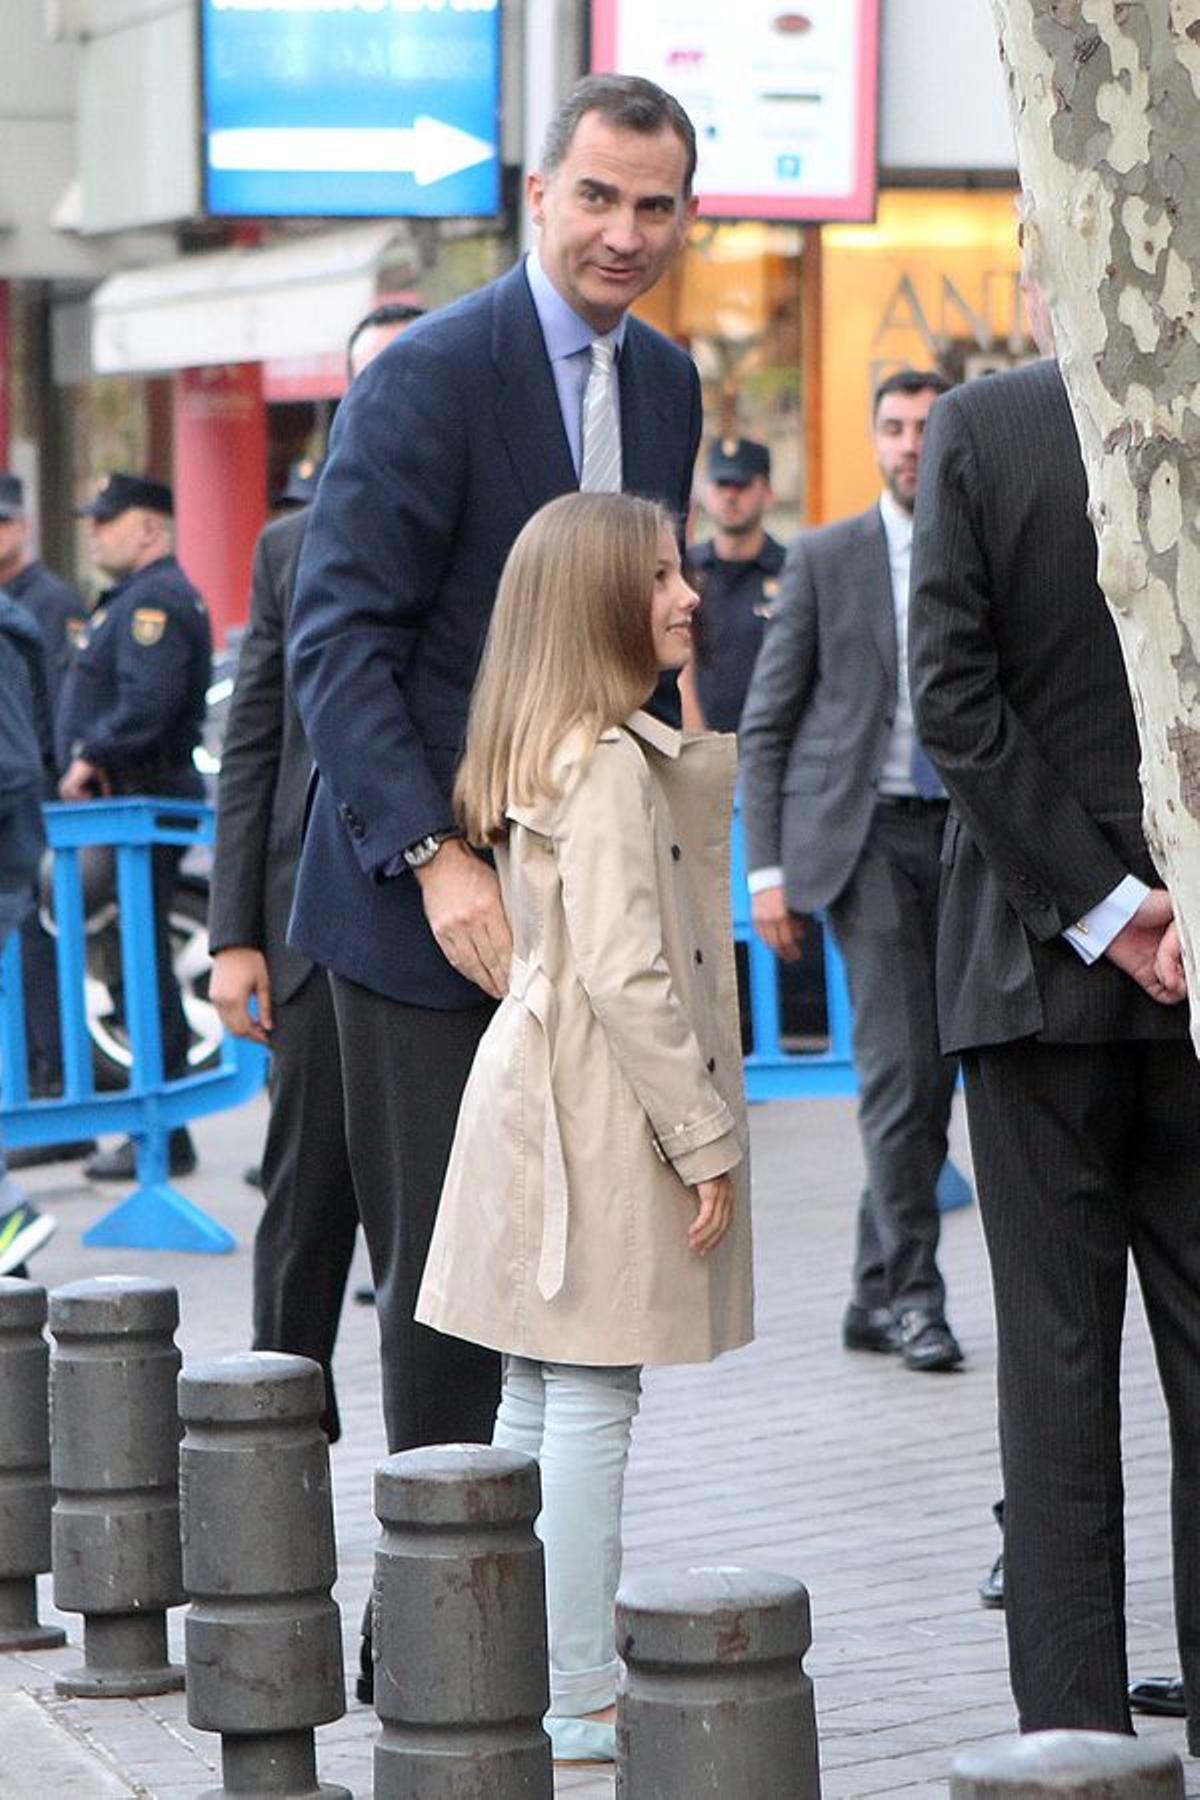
[{"left": 402, "top": 830, "right": 462, "bottom": 870}]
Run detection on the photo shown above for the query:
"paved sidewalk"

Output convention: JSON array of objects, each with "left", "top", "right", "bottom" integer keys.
[{"left": 1, "top": 1087, "right": 1194, "bottom": 1797}]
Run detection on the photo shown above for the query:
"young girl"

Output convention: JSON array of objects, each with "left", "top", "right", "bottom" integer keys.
[{"left": 416, "top": 490, "right": 754, "bottom": 1764}]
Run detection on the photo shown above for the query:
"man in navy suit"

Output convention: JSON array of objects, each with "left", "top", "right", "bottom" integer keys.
[{"left": 289, "top": 74, "right": 702, "bottom": 1466}]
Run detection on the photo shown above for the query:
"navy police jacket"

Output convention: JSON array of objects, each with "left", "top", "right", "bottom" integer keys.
[
  {"left": 288, "top": 259, "right": 702, "bottom": 1009},
  {"left": 56, "top": 554, "right": 210, "bottom": 795},
  {"left": 7, "top": 560, "right": 88, "bottom": 711}
]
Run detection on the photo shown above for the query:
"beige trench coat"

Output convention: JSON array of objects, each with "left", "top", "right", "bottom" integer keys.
[{"left": 416, "top": 709, "right": 753, "bottom": 1367}]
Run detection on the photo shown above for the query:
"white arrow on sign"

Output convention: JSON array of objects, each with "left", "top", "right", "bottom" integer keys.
[{"left": 208, "top": 117, "right": 495, "bottom": 187}]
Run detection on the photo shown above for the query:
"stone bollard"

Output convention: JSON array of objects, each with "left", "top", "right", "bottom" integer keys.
[
  {"left": 0, "top": 1279, "right": 65, "bottom": 1650},
  {"left": 615, "top": 1565, "right": 820, "bottom": 1799},
  {"left": 373, "top": 1444, "right": 552, "bottom": 1799},
  {"left": 179, "top": 1353, "right": 348, "bottom": 1800},
  {"left": 49, "top": 1275, "right": 184, "bottom": 1696},
  {"left": 951, "top": 1730, "right": 1184, "bottom": 1798}
]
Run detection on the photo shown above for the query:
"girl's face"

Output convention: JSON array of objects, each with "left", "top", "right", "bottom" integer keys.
[{"left": 650, "top": 527, "right": 700, "bottom": 671}]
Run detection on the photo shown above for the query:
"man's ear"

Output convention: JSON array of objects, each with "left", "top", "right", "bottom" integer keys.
[{"left": 526, "top": 168, "right": 547, "bottom": 229}]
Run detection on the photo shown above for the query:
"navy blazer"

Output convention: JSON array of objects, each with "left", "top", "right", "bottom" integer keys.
[{"left": 288, "top": 259, "right": 702, "bottom": 1007}]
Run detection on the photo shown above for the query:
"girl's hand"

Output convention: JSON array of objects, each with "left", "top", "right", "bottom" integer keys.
[{"left": 689, "top": 1175, "right": 734, "bottom": 1256}]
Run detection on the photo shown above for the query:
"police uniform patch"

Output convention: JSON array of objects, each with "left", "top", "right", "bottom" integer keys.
[
  {"left": 131, "top": 607, "right": 167, "bottom": 646},
  {"left": 66, "top": 617, "right": 89, "bottom": 648},
  {"left": 754, "top": 576, "right": 781, "bottom": 620}
]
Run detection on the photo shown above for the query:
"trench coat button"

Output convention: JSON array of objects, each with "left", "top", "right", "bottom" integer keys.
[
  {"left": 694, "top": 948, "right": 704, "bottom": 965},
  {"left": 706, "top": 1057, "right": 716, "bottom": 1073},
  {"left": 670, "top": 843, "right": 682, "bottom": 861}
]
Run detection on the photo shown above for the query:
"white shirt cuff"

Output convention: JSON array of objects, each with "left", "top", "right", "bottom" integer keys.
[
  {"left": 1063, "top": 874, "right": 1150, "bottom": 964},
  {"left": 747, "top": 866, "right": 785, "bottom": 895}
]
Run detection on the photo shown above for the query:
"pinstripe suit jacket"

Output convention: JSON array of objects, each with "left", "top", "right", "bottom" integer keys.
[{"left": 909, "top": 357, "right": 1189, "bottom": 1053}]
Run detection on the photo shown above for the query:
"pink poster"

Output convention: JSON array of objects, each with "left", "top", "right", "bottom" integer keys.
[{"left": 591, "top": 0, "right": 879, "bottom": 223}]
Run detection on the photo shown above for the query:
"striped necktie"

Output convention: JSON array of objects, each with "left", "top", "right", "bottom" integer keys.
[{"left": 579, "top": 338, "right": 622, "bottom": 492}]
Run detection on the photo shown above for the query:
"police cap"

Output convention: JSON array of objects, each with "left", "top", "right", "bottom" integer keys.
[
  {"left": 75, "top": 471, "right": 174, "bottom": 522},
  {"left": 275, "top": 456, "right": 323, "bottom": 508},
  {"left": 707, "top": 437, "right": 771, "bottom": 484},
  {"left": 0, "top": 472, "right": 24, "bottom": 519}
]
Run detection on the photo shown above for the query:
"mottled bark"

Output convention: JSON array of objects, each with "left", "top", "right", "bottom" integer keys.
[{"left": 992, "top": 0, "right": 1200, "bottom": 1047}]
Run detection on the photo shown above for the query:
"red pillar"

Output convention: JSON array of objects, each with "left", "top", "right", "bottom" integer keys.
[
  {"left": 0, "top": 283, "right": 11, "bottom": 469},
  {"left": 172, "top": 363, "right": 267, "bottom": 645}
]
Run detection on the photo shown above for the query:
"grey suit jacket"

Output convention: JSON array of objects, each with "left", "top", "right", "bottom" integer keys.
[
  {"left": 208, "top": 507, "right": 314, "bottom": 1006},
  {"left": 738, "top": 505, "right": 897, "bottom": 913},
  {"left": 909, "top": 358, "right": 1189, "bottom": 1053}
]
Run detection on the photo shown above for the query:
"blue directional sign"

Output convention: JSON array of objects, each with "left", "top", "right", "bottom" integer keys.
[{"left": 201, "top": 0, "right": 501, "bottom": 219}]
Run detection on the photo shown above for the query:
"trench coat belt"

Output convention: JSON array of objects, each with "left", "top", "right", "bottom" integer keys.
[{"left": 508, "top": 954, "right": 570, "bottom": 1302}]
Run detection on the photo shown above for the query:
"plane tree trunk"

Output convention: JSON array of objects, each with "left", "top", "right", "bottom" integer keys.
[{"left": 991, "top": 0, "right": 1200, "bottom": 1047}]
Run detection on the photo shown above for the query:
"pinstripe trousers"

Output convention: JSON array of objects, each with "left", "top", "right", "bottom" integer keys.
[{"left": 963, "top": 1037, "right": 1200, "bottom": 1750}]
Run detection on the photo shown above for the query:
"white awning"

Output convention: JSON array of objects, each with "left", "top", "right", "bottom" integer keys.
[{"left": 90, "top": 223, "right": 407, "bottom": 375}]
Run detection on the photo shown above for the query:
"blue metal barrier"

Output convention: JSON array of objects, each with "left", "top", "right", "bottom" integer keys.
[
  {"left": 0, "top": 798, "right": 267, "bottom": 1254},
  {"left": 730, "top": 802, "right": 971, "bottom": 1212},
  {"left": 731, "top": 803, "right": 857, "bottom": 1103}
]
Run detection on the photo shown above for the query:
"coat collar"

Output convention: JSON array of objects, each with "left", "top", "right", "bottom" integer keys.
[
  {"left": 623, "top": 707, "right": 682, "bottom": 759},
  {"left": 489, "top": 261, "right": 680, "bottom": 518}
]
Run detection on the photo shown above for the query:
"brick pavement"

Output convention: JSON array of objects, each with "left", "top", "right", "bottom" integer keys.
[{"left": 0, "top": 1087, "right": 1194, "bottom": 1797}]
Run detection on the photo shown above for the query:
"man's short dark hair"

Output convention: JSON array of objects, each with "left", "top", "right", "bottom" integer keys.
[
  {"left": 540, "top": 74, "right": 697, "bottom": 199},
  {"left": 346, "top": 301, "right": 426, "bottom": 379},
  {"left": 872, "top": 368, "right": 952, "bottom": 418}
]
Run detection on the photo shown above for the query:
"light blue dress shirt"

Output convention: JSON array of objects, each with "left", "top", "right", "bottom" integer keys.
[{"left": 524, "top": 250, "right": 626, "bottom": 479}]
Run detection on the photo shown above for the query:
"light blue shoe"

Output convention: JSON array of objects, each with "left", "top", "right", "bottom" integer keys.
[{"left": 547, "top": 1715, "right": 617, "bottom": 1765}]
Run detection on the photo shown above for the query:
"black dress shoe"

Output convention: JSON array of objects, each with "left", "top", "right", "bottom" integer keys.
[
  {"left": 842, "top": 1303, "right": 900, "bottom": 1354},
  {"left": 85, "top": 1128, "right": 197, "bottom": 1182},
  {"left": 897, "top": 1309, "right": 964, "bottom": 1372},
  {"left": 1129, "top": 1676, "right": 1186, "bottom": 1718},
  {"left": 978, "top": 1550, "right": 1004, "bottom": 1608},
  {"left": 6, "top": 1139, "right": 95, "bottom": 1170}
]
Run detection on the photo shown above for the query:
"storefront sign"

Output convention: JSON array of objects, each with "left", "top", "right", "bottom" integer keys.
[
  {"left": 201, "top": 0, "right": 501, "bottom": 219},
  {"left": 592, "top": 1, "right": 879, "bottom": 222}
]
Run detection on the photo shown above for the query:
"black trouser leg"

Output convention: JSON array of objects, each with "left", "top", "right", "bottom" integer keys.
[
  {"left": 150, "top": 842, "right": 189, "bottom": 1081},
  {"left": 329, "top": 975, "right": 500, "bottom": 1454},
  {"left": 1121, "top": 1043, "right": 1200, "bottom": 1752},
  {"left": 252, "top": 968, "right": 358, "bottom": 1441},
  {"left": 964, "top": 1039, "right": 1145, "bottom": 1734},
  {"left": 829, "top": 804, "right": 955, "bottom": 1317}
]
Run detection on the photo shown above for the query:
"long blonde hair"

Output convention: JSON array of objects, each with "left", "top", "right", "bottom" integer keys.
[{"left": 455, "top": 491, "right": 669, "bottom": 845}]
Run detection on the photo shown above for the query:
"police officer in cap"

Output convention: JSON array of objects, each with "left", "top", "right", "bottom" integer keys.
[
  {"left": 0, "top": 473, "right": 88, "bottom": 710},
  {"left": 59, "top": 472, "right": 212, "bottom": 1180},
  {"left": 273, "top": 457, "right": 323, "bottom": 512},
  {"left": 682, "top": 437, "right": 784, "bottom": 732},
  {"left": 0, "top": 472, "right": 90, "bottom": 1109}
]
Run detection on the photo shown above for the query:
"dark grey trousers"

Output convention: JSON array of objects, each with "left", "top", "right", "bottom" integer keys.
[
  {"left": 963, "top": 1037, "right": 1200, "bottom": 1747},
  {"left": 827, "top": 799, "right": 956, "bottom": 1318},
  {"left": 252, "top": 965, "right": 358, "bottom": 1442},
  {"left": 329, "top": 974, "right": 500, "bottom": 1455}
]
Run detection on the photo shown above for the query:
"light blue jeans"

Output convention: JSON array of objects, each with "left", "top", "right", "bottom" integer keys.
[{"left": 493, "top": 1356, "right": 642, "bottom": 1716}]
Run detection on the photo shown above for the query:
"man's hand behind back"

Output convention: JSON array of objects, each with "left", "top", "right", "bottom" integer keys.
[{"left": 1105, "top": 888, "right": 1186, "bottom": 1006}]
